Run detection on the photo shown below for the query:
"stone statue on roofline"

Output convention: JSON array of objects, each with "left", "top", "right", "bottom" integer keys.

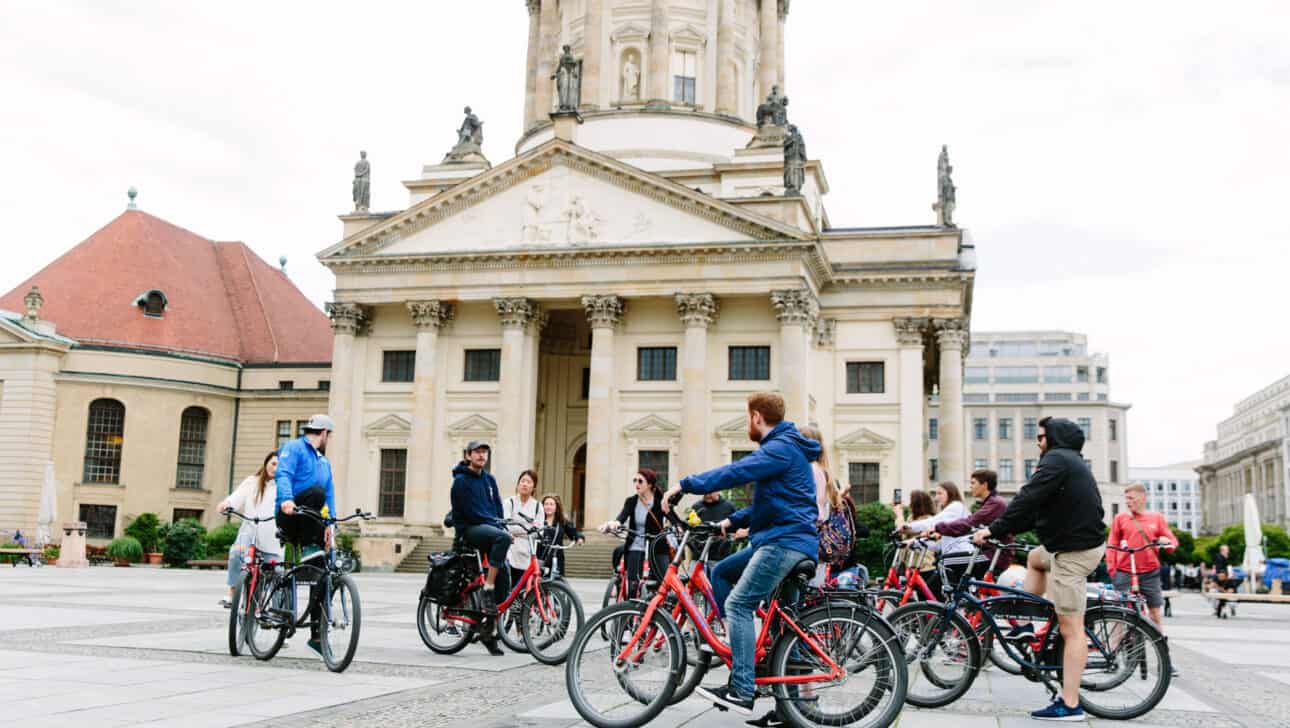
[
  {"left": 352, "top": 151, "right": 370, "bottom": 212},
  {"left": 783, "top": 124, "right": 806, "bottom": 196},
  {"left": 444, "top": 106, "right": 488, "bottom": 164},
  {"left": 553, "top": 45, "right": 582, "bottom": 112},
  {"left": 933, "top": 144, "right": 956, "bottom": 227},
  {"left": 756, "top": 85, "right": 789, "bottom": 128}
]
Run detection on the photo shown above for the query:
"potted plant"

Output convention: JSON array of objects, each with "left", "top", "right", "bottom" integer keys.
[
  {"left": 125, "top": 512, "right": 163, "bottom": 564},
  {"left": 106, "top": 536, "right": 144, "bottom": 567},
  {"left": 42, "top": 544, "right": 59, "bottom": 565}
]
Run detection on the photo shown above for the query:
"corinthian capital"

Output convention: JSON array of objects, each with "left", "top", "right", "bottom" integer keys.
[
  {"left": 494, "top": 297, "right": 541, "bottom": 330},
  {"left": 582, "top": 294, "right": 624, "bottom": 330},
  {"left": 675, "top": 293, "right": 719, "bottom": 329},
  {"left": 407, "top": 300, "right": 455, "bottom": 330},
  {"left": 893, "top": 317, "right": 928, "bottom": 347},
  {"left": 325, "top": 302, "right": 369, "bottom": 335},
  {"left": 770, "top": 288, "right": 818, "bottom": 326},
  {"left": 934, "top": 317, "right": 968, "bottom": 352}
]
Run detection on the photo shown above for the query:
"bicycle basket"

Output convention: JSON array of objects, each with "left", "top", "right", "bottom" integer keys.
[{"left": 423, "top": 551, "right": 475, "bottom": 604}]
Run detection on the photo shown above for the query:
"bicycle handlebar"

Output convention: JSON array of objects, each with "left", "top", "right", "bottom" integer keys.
[
  {"left": 222, "top": 508, "right": 273, "bottom": 524},
  {"left": 1106, "top": 542, "right": 1169, "bottom": 554},
  {"left": 292, "top": 506, "right": 375, "bottom": 525}
]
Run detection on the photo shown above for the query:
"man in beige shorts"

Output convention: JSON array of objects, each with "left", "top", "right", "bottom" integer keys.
[{"left": 974, "top": 417, "right": 1105, "bottom": 722}]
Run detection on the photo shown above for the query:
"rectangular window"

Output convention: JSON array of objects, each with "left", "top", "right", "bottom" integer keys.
[
  {"left": 846, "top": 362, "right": 885, "bottom": 393},
  {"left": 1109, "top": 419, "right": 1118, "bottom": 441},
  {"left": 974, "top": 458, "right": 989, "bottom": 470},
  {"left": 382, "top": 350, "right": 416, "bottom": 382},
  {"left": 1110, "top": 460, "right": 1119, "bottom": 482},
  {"left": 1043, "top": 366, "right": 1074, "bottom": 383},
  {"left": 80, "top": 504, "right": 117, "bottom": 540},
  {"left": 928, "top": 418, "right": 938, "bottom": 441},
  {"left": 581, "top": 367, "right": 590, "bottom": 400},
  {"left": 1077, "top": 366, "right": 1089, "bottom": 383},
  {"left": 639, "top": 450, "right": 670, "bottom": 490},
  {"left": 275, "top": 420, "right": 292, "bottom": 449},
  {"left": 637, "top": 347, "right": 677, "bottom": 381},
  {"left": 1169, "top": 481, "right": 1177, "bottom": 492},
  {"left": 1077, "top": 418, "right": 1092, "bottom": 439},
  {"left": 672, "top": 50, "right": 697, "bottom": 104},
  {"left": 973, "top": 418, "right": 987, "bottom": 440},
  {"left": 996, "top": 392, "right": 1039, "bottom": 402},
  {"left": 175, "top": 408, "right": 208, "bottom": 489},
  {"left": 278, "top": 380, "right": 294, "bottom": 390},
  {"left": 964, "top": 393, "right": 991, "bottom": 403},
  {"left": 728, "top": 346, "right": 770, "bottom": 380},
  {"left": 1112, "top": 503, "right": 1120, "bottom": 516},
  {"left": 998, "top": 418, "right": 1012, "bottom": 440},
  {"left": 1023, "top": 417, "right": 1037, "bottom": 440},
  {"left": 318, "top": 380, "right": 330, "bottom": 391},
  {"left": 964, "top": 366, "right": 989, "bottom": 384},
  {"left": 995, "top": 366, "right": 1039, "bottom": 384},
  {"left": 1044, "top": 392, "right": 1072, "bottom": 401},
  {"left": 83, "top": 399, "right": 125, "bottom": 484},
  {"left": 1097, "top": 393, "right": 1108, "bottom": 401},
  {"left": 1077, "top": 392, "right": 1091, "bottom": 401},
  {"left": 379, "top": 449, "right": 408, "bottom": 518},
  {"left": 173, "top": 508, "right": 203, "bottom": 524},
  {"left": 1024, "top": 459, "right": 1037, "bottom": 478},
  {"left": 999, "top": 459, "right": 1014, "bottom": 482},
  {"left": 725, "top": 450, "right": 755, "bottom": 508},
  {"left": 848, "top": 462, "right": 880, "bottom": 504},
  {"left": 928, "top": 458, "right": 938, "bottom": 480},
  {"left": 464, "top": 349, "right": 501, "bottom": 382},
  {"left": 1096, "top": 367, "right": 1107, "bottom": 384},
  {"left": 296, "top": 420, "right": 309, "bottom": 437}
]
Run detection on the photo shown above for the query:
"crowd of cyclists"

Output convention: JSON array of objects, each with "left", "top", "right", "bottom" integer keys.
[{"left": 217, "top": 392, "right": 1178, "bottom": 724}]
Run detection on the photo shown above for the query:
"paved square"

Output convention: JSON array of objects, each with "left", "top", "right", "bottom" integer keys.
[{"left": 1, "top": 566, "right": 1281, "bottom": 727}]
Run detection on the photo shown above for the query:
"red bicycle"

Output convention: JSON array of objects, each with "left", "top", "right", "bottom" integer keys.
[
  {"left": 418, "top": 517, "right": 584, "bottom": 665},
  {"left": 873, "top": 534, "right": 940, "bottom": 614}
]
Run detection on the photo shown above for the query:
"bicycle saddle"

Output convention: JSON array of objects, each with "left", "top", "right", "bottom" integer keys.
[{"left": 789, "top": 559, "right": 817, "bottom": 582}]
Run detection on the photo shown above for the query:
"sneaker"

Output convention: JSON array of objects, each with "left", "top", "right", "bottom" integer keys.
[
  {"left": 696, "top": 684, "right": 755, "bottom": 715},
  {"left": 746, "top": 709, "right": 785, "bottom": 727},
  {"left": 481, "top": 638, "right": 505, "bottom": 656},
  {"left": 1004, "top": 623, "right": 1036, "bottom": 641},
  {"left": 306, "top": 637, "right": 323, "bottom": 656},
  {"left": 1030, "top": 699, "right": 1085, "bottom": 721},
  {"left": 300, "top": 546, "right": 325, "bottom": 563}
]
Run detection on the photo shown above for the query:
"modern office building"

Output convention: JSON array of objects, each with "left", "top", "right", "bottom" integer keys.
[
  {"left": 1130, "top": 463, "right": 1202, "bottom": 536},
  {"left": 1197, "top": 374, "right": 1290, "bottom": 532}
]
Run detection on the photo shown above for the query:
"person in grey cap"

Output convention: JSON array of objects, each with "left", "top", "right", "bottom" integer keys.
[{"left": 449, "top": 440, "right": 510, "bottom": 656}]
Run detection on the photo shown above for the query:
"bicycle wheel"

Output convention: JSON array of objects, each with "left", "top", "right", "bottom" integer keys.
[
  {"left": 565, "top": 601, "right": 682, "bottom": 728},
  {"left": 887, "top": 602, "right": 980, "bottom": 708},
  {"left": 771, "top": 604, "right": 907, "bottom": 728},
  {"left": 319, "top": 574, "right": 362, "bottom": 673},
  {"left": 598, "top": 578, "right": 620, "bottom": 640},
  {"left": 872, "top": 589, "right": 905, "bottom": 617},
  {"left": 499, "top": 596, "right": 530, "bottom": 654},
  {"left": 671, "top": 589, "right": 719, "bottom": 704},
  {"left": 246, "top": 575, "right": 288, "bottom": 661},
  {"left": 1077, "top": 606, "right": 1171, "bottom": 720},
  {"left": 228, "top": 575, "right": 249, "bottom": 656},
  {"left": 521, "top": 580, "right": 584, "bottom": 665},
  {"left": 417, "top": 596, "right": 472, "bottom": 655}
]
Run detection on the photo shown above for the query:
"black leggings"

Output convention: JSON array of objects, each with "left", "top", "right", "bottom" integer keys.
[
  {"left": 275, "top": 485, "right": 327, "bottom": 549},
  {"left": 617, "top": 543, "right": 670, "bottom": 597}
]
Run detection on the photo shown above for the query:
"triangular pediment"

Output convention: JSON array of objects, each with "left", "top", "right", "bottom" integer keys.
[
  {"left": 716, "top": 415, "right": 747, "bottom": 435},
  {"left": 446, "top": 414, "right": 498, "bottom": 436},
  {"left": 835, "top": 427, "right": 896, "bottom": 452},
  {"left": 319, "top": 141, "right": 806, "bottom": 261},
  {"left": 622, "top": 414, "right": 681, "bottom": 437},
  {"left": 363, "top": 414, "right": 411, "bottom": 437}
]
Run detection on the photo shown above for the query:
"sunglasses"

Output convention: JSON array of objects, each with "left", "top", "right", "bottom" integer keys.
[{"left": 632, "top": 477, "right": 646, "bottom": 484}]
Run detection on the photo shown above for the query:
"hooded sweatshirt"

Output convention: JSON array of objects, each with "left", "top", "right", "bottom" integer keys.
[
  {"left": 678, "top": 420, "right": 821, "bottom": 559},
  {"left": 988, "top": 417, "right": 1105, "bottom": 553},
  {"left": 449, "top": 461, "right": 504, "bottom": 528}
]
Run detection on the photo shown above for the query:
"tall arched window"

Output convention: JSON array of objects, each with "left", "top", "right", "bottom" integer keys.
[
  {"left": 84, "top": 399, "right": 126, "bottom": 484},
  {"left": 176, "top": 406, "right": 209, "bottom": 489}
]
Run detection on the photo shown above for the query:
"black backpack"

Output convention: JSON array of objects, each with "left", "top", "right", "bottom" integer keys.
[{"left": 422, "top": 551, "right": 475, "bottom": 604}]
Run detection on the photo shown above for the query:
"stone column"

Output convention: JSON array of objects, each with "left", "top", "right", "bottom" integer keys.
[
  {"left": 406, "top": 301, "right": 454, "bottom": 526},
  {"left": 583, "top": 294, "right": 624, "bottom": 525},
  {"left": 776, "top": 0, "right": 788, "bottom": 89},
  {"left": 771, "top": 289, "right": 818, "bottom": 424},
  {"left": 758, "top": 0, "right": 779, "bottom": 102},
  {"left": 495, "top": 298, "right": 542, "bottom": 485},
  {"left": 935, "top": 318, "right": 968, "bottom": 488},
  {"left": 524, "top": 0, "right": 542, "bottom": 127},
  {"left": 325, "top": 302, "right": 367, "bottom": 498},
  {"left": 535, "top": 0, "right": 560, "bottom": 120},
  {"left": 647, "top": 0, "right": 670, "bottom": 107},
  {"left": 676, "top": 293, "right": 719, "bottom": 477},
  {"left": 715, "top": 0, "right": 738, "bottom": 115},
  {"left": 582, "top": 0, "right": 604, "bottom": 108},
  {"left": 894, "top": 317, "right": 927, "bottom": 491}
]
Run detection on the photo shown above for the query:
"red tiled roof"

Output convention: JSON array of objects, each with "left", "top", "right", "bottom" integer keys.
[{"left": 0, "top": 210, "right": 332, "bottom": 364}]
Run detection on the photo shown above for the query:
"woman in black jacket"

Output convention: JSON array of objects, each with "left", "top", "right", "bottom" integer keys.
[
  {"left": 598, "top": 468, "right": 685, "bottom": 595},
  {"left": 539, "top": 493, "right": 583, "bottom": 578}
]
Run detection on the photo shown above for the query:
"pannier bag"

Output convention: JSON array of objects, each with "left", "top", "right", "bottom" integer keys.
[{"left": 422, "top": 551, "right": 475, "bottom": 604}]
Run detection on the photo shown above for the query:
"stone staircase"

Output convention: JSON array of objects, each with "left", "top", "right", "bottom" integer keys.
[
  {"left": 393, "top": 536, "right": 452, "bottom": 574},
  {"left": 393, "top": 532, "right": 618, "bottom": 579}
]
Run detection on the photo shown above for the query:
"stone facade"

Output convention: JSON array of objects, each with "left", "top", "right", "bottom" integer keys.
[{"left": 1197, "top": 374, "right": 1290, "bottom": 533}]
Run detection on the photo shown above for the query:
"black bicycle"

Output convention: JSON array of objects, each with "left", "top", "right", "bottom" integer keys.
[
  {"left": 243, "top": 506, "right": 374, "bottom": 672},
  {"left": 888, "top": 539, "right": 1171, "bottom": 720}
]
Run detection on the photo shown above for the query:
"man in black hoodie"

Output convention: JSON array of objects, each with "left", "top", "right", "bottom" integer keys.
[
  {"left": 449, "top": 441, "right": 510, "bottom": 655},
  {"left": 973, "top": 416, "right": 1105, "bottom": 721}
]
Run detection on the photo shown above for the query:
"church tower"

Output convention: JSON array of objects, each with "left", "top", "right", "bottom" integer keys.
[{"left": 519, "top": 0, "right": 790, "bottom": 170}]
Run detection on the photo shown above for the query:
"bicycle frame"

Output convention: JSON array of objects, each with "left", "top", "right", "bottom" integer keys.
[
  {"left": 882, "top": 540, "right": 940, "bottom": 605},
  {"left": 449, "top": 520, "right": 562, "bottom": 626}
]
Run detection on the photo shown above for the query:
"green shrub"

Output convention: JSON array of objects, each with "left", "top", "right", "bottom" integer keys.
[
  {"left": 161, "top": 519, "right": 208, "bottom": 567},
  {"left": 124, "top": 512, "right": 162, "bottom": 553},
  {"left": 336, "top": 530, "right": 359, "bottom": 558},
  {"left": 1015, "top": 531, "right": 1041, "bottom": 546},
  {"left": 1194, "top": 535, "right": 1218, "bottom": 564},
  {"left": 1206, "top": 523, "right": 1290, "bottom": 564},
  {"left": 43, "top": 544, "right": 60, "bottom": 560},
  {"left": 204, "top": 522, "right": 240, "bottom": 557},
  {"left": 1162, "top": 527, "right": 1195, "bottom": 565},
  {"left": 852, "top": 501, "right": 895, "bottom": 581},
  {"left": 106, "top": 536, "right": 144, "bottom": 563}
]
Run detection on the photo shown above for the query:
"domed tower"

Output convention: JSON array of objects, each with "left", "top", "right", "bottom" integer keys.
[{"left": 518, "top": 0, "right": 791, "bottom": 170}]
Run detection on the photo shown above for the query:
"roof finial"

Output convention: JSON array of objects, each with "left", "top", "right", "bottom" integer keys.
[
  {"left": 23, "top": 285, "right": 43, "bottom": 321},
  {"left": 127, "top": 186, "right": 138, "bottom": 210},
  {"left": 278, "top": 255, "right": 288, "bottom": 273}
]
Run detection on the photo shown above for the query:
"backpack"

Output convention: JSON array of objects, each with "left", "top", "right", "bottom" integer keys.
[
  {"left": 818, "top": 498, "right": 855, "bottom": 570},
  {"left": 422, "top": 552, "right": 475, "bottom": 604}
]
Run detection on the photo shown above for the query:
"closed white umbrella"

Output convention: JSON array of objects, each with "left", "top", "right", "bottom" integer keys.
[
  {"left": 1242, "top": 493, "right": 1265, "bottom": 594},
  {"left": 36, "top": 462, "right": 56, "bottom": 547}
]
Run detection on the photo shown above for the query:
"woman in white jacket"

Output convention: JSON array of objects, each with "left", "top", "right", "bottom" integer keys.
[{"left": 217, "top": 451, "right": 282, "bottom": 607}]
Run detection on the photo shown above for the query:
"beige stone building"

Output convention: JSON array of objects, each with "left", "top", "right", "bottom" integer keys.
[
  {"left": 1197, "top": 374, "right": 1290, "bottom": 533},
  {"left": 322, "top": 0, "right": 977, "bottom": 567},
  {"left": 0, "top": 208, "right": 332, "bottom": 545}
]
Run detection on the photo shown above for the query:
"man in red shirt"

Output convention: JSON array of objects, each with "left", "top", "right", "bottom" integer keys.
[{"left": 1107, "top": 483, "right": 1179, "bottom": 675}]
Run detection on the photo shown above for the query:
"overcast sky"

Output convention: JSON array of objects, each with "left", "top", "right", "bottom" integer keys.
[{"left": 2, "top": 1, "right": 1287, "bottom": 469}]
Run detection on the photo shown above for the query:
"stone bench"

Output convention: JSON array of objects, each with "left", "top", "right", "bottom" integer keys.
[
  {"left": 186, "top": 559, "right": 229, "bottom": 570},
  {"left": 0, "top": 548, "right": 41, "bottom": 567}
]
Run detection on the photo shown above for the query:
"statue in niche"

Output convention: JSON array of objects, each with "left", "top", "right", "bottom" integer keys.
[
  {"left": 352, "top": 151, "right": 370, "bottom": 212},
  {"left": 565, "top": 194, "right": 600, "bottom": 244},
  {"left": 445, "top": 106, "right": 486, "bottom": 162},
  {"left": 783, "top": 124, "right": 806, "bottom": 196},
  {"left": 933, "top": 144, "right": 957, "bottom": 227},
  {"left": 553, "top": 45, "right": 582, "bottom": 111},
  {"left": 756, "top": 85, "right": 789, "bottom": 128},
  {"left": 522, "top": 184, "right": 550, "bottom": 243},
  {"left": 621, "top": 55, "right": 640, "bottom": 100}
]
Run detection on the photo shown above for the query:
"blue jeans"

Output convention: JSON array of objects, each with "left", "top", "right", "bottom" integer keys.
[
  {"left": 723, "top": 544, "right": 810, "bottom": 699},
  {"left": 711, "top": 545, "right": 753, "bottom": 619}
]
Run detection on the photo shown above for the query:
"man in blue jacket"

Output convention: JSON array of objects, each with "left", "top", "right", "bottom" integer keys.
[
  {"left": 449, "top": 440, "right": 510, "bottom": 656},
  {"left": 276, "top": 414, "right": 338, "bottom": 561},
  {"left": 663, "top": 392, "right": 820, "bottom": 715}
]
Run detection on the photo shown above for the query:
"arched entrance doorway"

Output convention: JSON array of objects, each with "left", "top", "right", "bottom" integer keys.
[{"left": 571, "top": 443, "right": 586, "bottom": 527}]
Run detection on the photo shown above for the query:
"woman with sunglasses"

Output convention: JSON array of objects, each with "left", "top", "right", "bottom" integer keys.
[{"left": 598, "top": 468, "right": 685, "bottom": 597}]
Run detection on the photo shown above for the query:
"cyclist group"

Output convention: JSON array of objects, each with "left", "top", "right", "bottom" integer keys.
[{"left": 220, "top": 392, "right": 1172, "bottom": 723}]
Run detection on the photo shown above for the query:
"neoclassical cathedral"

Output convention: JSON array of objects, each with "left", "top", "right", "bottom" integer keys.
[{"left": 321, "top": 1, "right": 977, "bottom": 567}]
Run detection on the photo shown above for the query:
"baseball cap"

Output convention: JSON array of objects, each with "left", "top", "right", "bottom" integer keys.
[
  {"left": 464, "top": 440, "right": 491, "bottom": 453},
  {"left": 304, "top": 414, "right": 336, "bottom": 432}
]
